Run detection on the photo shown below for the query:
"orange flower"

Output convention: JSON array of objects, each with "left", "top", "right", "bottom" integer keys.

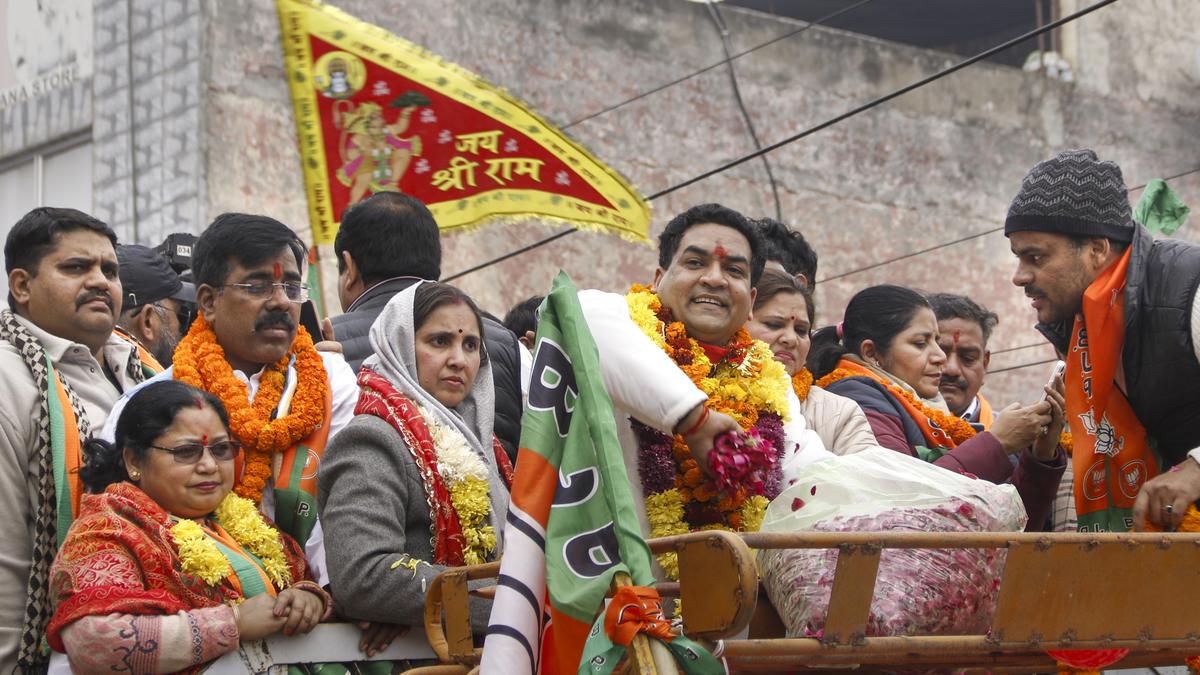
[
  {"left": 818, "top": 366, "right": 977, "bottom": 446},
  {"left": 173, "top": 316, "right": 328, "bottom": 505},
  {"left": 627, "top": 284, "right": 783, "bottom": 553},
  {"left": 792, "top": 368, "right": 814, "bottom": 402}
]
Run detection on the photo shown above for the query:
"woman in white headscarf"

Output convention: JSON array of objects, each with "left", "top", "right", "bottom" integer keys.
[{"left": 318, "top": 281, "right": 512, "bottom": 634}]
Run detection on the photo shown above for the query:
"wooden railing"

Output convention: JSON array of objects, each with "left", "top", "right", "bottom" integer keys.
[{"left": 415, "top": 530, "right": 1200, "bottom": 673}]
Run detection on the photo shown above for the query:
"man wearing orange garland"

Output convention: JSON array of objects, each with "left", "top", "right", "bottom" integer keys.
[
  {"left": 577, "top": 203, "right": 832, "bottom": 575},
  {"left": 102, "top": 213, "right": 360, "bottom": 587}
]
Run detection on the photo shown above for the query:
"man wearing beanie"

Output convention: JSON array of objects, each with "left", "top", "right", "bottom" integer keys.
[{"left": 1007, "top": 148, "right": 1200, "bottom": 533}]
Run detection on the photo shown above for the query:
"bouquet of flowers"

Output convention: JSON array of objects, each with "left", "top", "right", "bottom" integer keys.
[
  {"left": 757, "top": 446, "right": 1026, "bottom": 638},
  {"left": 708, "top": 427, "right": 778, "bottom": 497}
]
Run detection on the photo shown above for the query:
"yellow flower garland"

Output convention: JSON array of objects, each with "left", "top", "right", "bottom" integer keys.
[
  {"left": 626, "top": 286, "right": 790, "bottom": 424},
  {"left": 626, "top": 285, "right": 790, "bottom": 578},
  {"left": 417, "top": 406, "right": 498, "bottom": 566},
  {"left": 170, "top": 493, "right": 292, "bottom": 589}
]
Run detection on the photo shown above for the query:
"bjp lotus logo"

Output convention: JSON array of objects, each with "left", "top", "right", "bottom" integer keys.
[
  {"left": 1078, "top": 410, "right": 1124, "bottom": 456},
  {"left": 1118, "top": 459, "right": 1147, "bottom": 499},
  {"left": 1082, "top": 462, "right": 1108, "bottom": 501}
]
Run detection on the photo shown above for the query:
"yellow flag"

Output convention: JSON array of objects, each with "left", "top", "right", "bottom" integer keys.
[{"left": 276, "top": 0, "right": 651, "bottom": 245}]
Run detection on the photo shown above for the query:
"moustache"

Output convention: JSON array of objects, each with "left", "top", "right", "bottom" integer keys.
[
  {"left": 1024, "top": 284, "right": 1046, "bottom": 298},
  {"left": 76, "top": 292, "right": 113, "bottom": 310},
  {"left": 253, "top": 312, "right": 296, "bottom": 333},
  {"left": 939, "top": 376, "right": 968, "bottom": 390}
]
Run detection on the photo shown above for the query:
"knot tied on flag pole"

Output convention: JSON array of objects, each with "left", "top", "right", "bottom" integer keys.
[{"left": 604, "top": 586, "right": 675, "bottom": 647}]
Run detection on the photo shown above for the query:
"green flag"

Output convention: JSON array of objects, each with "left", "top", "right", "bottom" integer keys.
[
  {"left": 1134, "top": 178, "right": 1190, "bottom": 235},
  {"left": 483, "top": 272, "right": 720, "bottom": 675}
]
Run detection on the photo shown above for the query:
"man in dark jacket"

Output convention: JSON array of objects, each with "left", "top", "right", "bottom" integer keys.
[
  {"left": 1006, "top": 149, "right": 1200, "bottom": 532},
  {"left": 331, "top": 192, "right": 523, "bottom": 460}
]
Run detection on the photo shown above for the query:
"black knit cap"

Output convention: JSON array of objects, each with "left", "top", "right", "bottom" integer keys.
[{"left": 1004, "top": 148, "right": 1134, "bottom": 243}]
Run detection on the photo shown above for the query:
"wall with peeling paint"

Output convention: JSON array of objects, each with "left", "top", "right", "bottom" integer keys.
[{"left": 7, "top": 0, "right": 1199, "bottom": 407}]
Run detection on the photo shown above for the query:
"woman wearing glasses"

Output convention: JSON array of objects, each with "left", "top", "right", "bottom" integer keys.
[{"left": 45, "top": 380, "right": 330, "bottom": 673}]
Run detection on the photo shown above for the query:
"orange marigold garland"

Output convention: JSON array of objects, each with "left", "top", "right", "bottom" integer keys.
[
  {"left": 792, "top": 368, "right": 814, "bottom": 402},
  {"left": 173, "top": 315, "right": 328, "bottom": 503},
  {"left": 626, "top": 285, "right": 789, "bottom": 578},
  {"left": 817, "top": 366, "right": 977, "bottom": 446}
]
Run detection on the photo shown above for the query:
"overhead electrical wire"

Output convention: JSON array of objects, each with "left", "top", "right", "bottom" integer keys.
[
  {"left": 990, "top": 342, "right": 1051, "bottom": 355},
  {"left": 988, "top": 358, "right": 1057, "bottom": 374},
  {"left": 817, "top": 164, "right": 1200, "bottom": 283},
  {"left": 445, "top": 0, "right": 1122, "bottom": 282},
  {"left": 707, "top": 0, "right": 783, "bottom": 221},
  {"left": 561, "top": 0, "right": 880, "bottom": 130}
]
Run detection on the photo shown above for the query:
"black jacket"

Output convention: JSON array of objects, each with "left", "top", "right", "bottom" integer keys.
[
  {"left": 1036, "top": 224, "right": 1200, "bottom": 466},
  {"left": 330, "top": 277, "right": 523, "bottom": 462}
]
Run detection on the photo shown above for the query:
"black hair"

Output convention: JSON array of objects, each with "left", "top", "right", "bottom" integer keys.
[
  {"left": 926, "top": 292, "right": 999, "bottom": 345},
  {"left": 80, "top": 380, "right": 230, "bottom": 493},
  {"left": 412, "top": 282, "right": 488, "bottom": 365},
  {"left": 753, "top": 267, "right": 815, "bottom": 326},
  {"left": 502, "top": 295, "right": 543, "bottom": 338},
  {"left": 5, "top": 207, "right": 118, "bottom": 310},
  {"left": 191, "top": 213, "right": 306, "bottom": 289},
  {"left": 755, "top": 217, "right": 818, "bottom": 285},
  {"left": 657, "top": 203, "right": 766, "bottom": 285},
  {"left": 807, "top": 284, "right": 931, "bottom": 379},
  {"left": 335, "top": 192, "right": 441, "bottom": 283}
]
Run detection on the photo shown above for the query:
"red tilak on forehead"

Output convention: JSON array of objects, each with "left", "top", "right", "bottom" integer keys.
[
  {"left": 200, "top": 434, "right": 208, "bottom": 445},
  {"left": 952, "top": 330, "right": 961, "bottom": 346},
  {"left": 713, "top": 245, "right": 728, "bottom": 260},
  {"left": 273, "top": 262, "right": 282, "bottom": 280}
]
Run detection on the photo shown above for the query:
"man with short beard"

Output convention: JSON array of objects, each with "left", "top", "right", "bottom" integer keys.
[
  {"left": 103, "top": 214, "right": 360, "bottom": 587},
  {"left": 578, "top": 203, "right": 831, "bottom": 559},
  {"left": 1007, "top": 149, "right": 1200, "bottom": 532},
  {"left": 928, "top": 293, "right": 998, "bottom": 428},
  {"left": 0, "top": 208, "right": 161, "bottom": 673},
  {"left": 115, "top": 244, "right": 195, "bottom": 367}
]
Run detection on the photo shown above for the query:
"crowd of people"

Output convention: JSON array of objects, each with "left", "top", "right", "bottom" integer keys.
[{"left": 1, "top": 147, "right": 1197, "bottom": 673}]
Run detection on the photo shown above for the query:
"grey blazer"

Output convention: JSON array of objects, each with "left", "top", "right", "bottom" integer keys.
[{"left": 317, "top": 414, "right": 493, "bottom": 628}]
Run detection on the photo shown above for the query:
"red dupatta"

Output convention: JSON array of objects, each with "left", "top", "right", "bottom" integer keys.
[{"left": 355, "top": 369, "right": 514, "bottom": 567}]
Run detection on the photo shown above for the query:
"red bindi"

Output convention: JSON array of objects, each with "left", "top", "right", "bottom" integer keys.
[
  {"left": 272, "top": 262, "right": 282, "bottom": 280},
  {"left": 200, "top": 434, "right": 208, "bottom": 445},
  {"left": 952, "top": 330, "right": 961, "bottom": 347},
  {"left": 713, "top": 245, "right": 728, "bottom": 260}
]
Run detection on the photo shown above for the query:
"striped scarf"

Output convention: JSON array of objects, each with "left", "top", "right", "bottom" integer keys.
[{"left": 0, "top": 310, "right": 145, "bottom": 672}]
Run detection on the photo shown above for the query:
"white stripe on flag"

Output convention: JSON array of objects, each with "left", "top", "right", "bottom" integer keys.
[{"left": 482, "top": 502, "right": 547, "bottom": 674}]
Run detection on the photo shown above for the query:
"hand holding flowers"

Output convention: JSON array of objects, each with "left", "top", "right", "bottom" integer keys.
[{"left": 708, "top": 427, "right": 778, "bottom": 496}]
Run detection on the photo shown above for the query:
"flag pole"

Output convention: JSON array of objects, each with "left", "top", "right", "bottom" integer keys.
[{"left": 612, "top": 572, "right": 678, "bottom": 674}]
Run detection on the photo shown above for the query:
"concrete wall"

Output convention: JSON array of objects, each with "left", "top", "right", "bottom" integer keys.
[
  {"left": 138, "top": 0, "right": 1200, "bottom": 404},
  {"left": 92, "top": 0, "right": 207, "bottom": 246},
  {"left": 0, "top": 0, "right": 92, "bottom": 158}
]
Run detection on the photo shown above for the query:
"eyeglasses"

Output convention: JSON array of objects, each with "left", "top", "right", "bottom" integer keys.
[
  {"left": 149, "top": 302, "right": 196, "bottom": 334},
  {"left": 222, "top": 281, "right": 309, "bottom": 303},
  {"left": 175, "top": 304, "right": 196, "bottom": 332},
  {"left": 149, "top": 440, "right": 242, "bottom": 464}
]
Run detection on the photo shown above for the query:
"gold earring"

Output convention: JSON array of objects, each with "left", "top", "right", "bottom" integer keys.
[{"left": 129, "top": 469, "right": 141, "bottom": 480}]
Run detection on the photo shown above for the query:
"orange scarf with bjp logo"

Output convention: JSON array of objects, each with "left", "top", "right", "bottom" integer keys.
[{"left": 1064, "top": 248, "right": 1157, "bottom": 532}]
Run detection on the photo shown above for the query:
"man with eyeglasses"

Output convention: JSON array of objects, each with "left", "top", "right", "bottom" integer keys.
[
  {"left": 115, "top": 244, "right": 197, "bottom": 367},
  {"left": 0, "top": 208, "right": 165, "bottom": 673},
  {"left": 102, "top": 213, "right": 359, "bottom": 593}
]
